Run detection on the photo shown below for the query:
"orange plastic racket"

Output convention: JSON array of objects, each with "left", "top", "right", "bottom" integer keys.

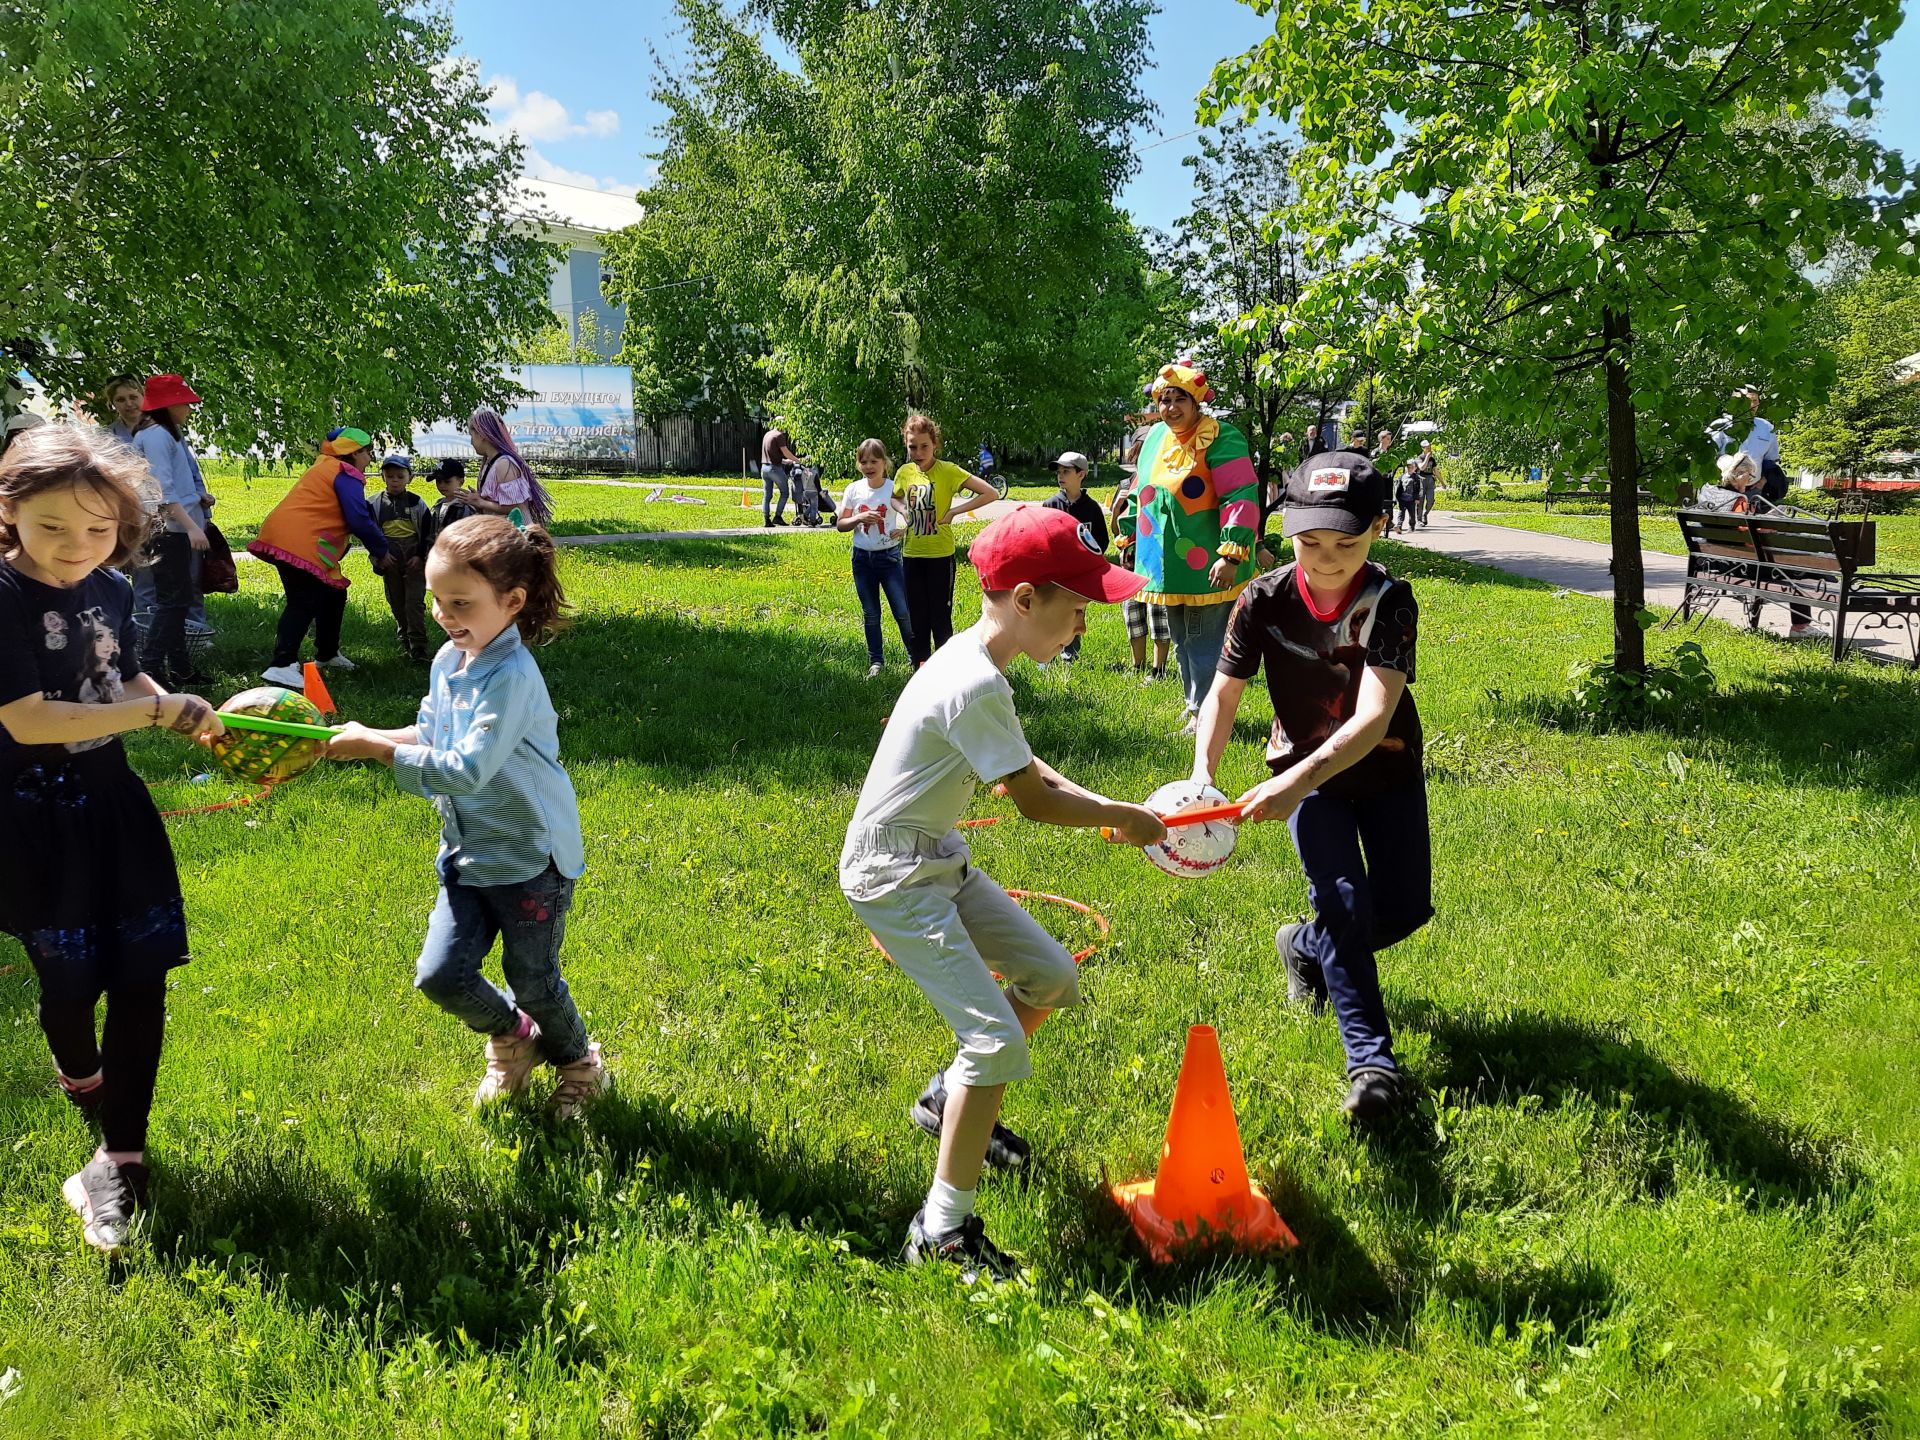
[{"left": 1100, "top": 800, "right": 1247, "bottom": 842}]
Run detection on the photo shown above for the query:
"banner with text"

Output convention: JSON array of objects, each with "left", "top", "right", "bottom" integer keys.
[{"left": 412, "top": 364, "right": 636, "bottom": 461}]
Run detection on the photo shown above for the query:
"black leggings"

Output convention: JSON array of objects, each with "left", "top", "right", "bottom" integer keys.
[
  {"left": 270, "top": 560, "right": 349, "bottom": 667},
  {"left": 903, "top": 554, "right": 956, "bottom": 662},
  {"left": 142, "top": 532, "right": 198, "bottom": 679},
  {"left": 39, "top": 986, "right": 167, "bottom": 1153}
]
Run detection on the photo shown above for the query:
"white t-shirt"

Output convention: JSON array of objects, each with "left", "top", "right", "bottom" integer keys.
[
  {"left": 845, "top": 626, "right": 1032, "bottom": 842},
  {"left": 1739, "top": 416, "right": 1781, "bottom": 468},
  {"left": 839, "top": 476, "right": 904, "bottom": 551}
]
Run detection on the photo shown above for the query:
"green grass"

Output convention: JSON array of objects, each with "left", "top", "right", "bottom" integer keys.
[
  {"left": 200, "top": 464, "right": 773, "bottom": 542},
  {"left": 3, "top": 529, "right": 1919, "bottom": 1436}
]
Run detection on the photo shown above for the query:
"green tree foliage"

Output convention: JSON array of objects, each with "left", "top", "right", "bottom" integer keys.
[
  {"left": 519, "top": 311, "right": 617, "bottom": 367},
  {"left": 1207, "top": 0, "right": 1916, "bottom": 672},
  {"left": 0, "top": 1, "right": 557, "bottom": 451},
  {"left": 609, "top": 0, "right": 1155, "bottom": 466},
  {"left": 1783, "top": 267, "right": 1920, "bottom": 479},
  {"left": 1153, "top": 124, "right": 1341, "bottom": 492}
]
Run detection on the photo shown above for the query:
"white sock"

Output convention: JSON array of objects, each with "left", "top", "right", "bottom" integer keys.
[{"left": 923, "top": 1176, "right": 976, "bottom": 1236}]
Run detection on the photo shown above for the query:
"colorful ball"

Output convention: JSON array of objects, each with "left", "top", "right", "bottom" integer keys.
[
  {"left": 1141, "top": 779, "right": 1238, "bottom": 879},
  {"left": 209, "top": 686, "right": 326, "bottom": 784}
]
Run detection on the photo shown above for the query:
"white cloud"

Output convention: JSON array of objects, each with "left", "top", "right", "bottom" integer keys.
[
  {"left": 520, "top": 146, "right": 640, "bottom": 197},
  {"left": 485, "top": 73, "right": 620, "bottom": 143}
]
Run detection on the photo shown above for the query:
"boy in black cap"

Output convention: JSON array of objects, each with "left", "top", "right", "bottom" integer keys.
[
  {"left": 371, "top": 453, "right": 432, "bottom": 660},
  {"left": 1188, "top": 447, "right": 1430, "bottom": 1123}
]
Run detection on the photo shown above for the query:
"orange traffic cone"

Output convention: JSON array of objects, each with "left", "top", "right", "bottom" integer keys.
[
  {"left": 302, "top": 661, "right": 336, "bottom": 717},
  {"left": 1110, "top": 1025, "right": 1297, "bottom": 1263}
]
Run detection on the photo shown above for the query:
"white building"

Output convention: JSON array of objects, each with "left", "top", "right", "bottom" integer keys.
[{"left": 511, "top": 177, "right": 644, "bottom": 358}]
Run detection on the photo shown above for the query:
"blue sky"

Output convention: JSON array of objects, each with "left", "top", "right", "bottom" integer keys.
[{"left": 454, "top": 0, "right": 1920, "bottom": 233}]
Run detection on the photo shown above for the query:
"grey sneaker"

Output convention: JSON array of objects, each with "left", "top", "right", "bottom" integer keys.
[
  {"left": 910, "top": 1071, "right": 1030, "bottom": 1172},
  {"left": 904, "top": 1210, "right": 1019, "bottom": 1283},
  {"left": 318, "top": 653, "right": 357, "bottom": 671},
  {"left": 63, "top": 1156, "right": 146, "bottom": 1253},
  {"left": 1343, "top": 1067, "right": 1410, "bottom": 1125},
  {"left": 1276, "top": 923, "right": 1328, "bottom": 1012}
]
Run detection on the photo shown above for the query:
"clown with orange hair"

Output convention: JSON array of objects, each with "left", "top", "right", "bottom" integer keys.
[{"left": 1116, "top": 362, "right": 1262, "bottom": 727}]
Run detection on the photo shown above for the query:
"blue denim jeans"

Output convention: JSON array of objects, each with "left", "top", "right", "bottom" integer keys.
[
  {"left": 1167, "top": 599, "right": 1232, "bottom": 715},
  {"left": 852, "top": 546, "right": 915, "bottom": 666},
  {"left": 1285, "top": 778, "right": 1433, "bottom": 1074},
  {"left": 761, "top": 463, "right": 790, "bottom": 522},
  {"left": 413, "top": 863, "right": 589, "bottom": 1065}
]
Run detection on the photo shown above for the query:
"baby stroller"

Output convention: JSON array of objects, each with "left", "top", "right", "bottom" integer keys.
[{"left": 792, "top": 461, "right": 833, "bottom": 527}]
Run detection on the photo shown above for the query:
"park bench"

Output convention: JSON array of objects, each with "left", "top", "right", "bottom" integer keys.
[
  {"left": 1544, "top": 474, "right": 1654, "bottom": 512},
  {"left": 1671, "top": 509, "right": 1920, "bottom": 666}
]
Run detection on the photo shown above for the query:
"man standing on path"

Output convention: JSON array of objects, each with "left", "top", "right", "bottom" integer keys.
[
  {"left": 1301, "top": 424, "right": 1327, "bottom": 463},
  {"left": 761, "top": 420, "right": 801, "bottom": 528},
  {"left": 1415, "top": 441, "right": 1439, "bottom": 526}
]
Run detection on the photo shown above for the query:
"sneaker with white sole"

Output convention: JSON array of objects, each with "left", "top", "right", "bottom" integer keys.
[
  {"left": 63, "top": 1155, "right": 147, "bottom": 1254},
  {"left": 185, "top": 619, "right": 217, "bottom": 639},
  {"left": 910, "top": 1071, "right": 1029, "bottom": 1171},
  {"left": 318, "top": 654, "right": 357, "bottom": 671},
  {"left": 903, "top": 1210, "right": 1019, "bottom": 1283},
  {"left": 549, "top": 1042, "right": 611, "bottom": 1120},
  {"left": 866, "top": 663, "right": 884, "bottom": 679},
  {"left": 261, "top": 664, "right": 305, "bottom": 688},
  {"left": 473, "top": 1024, "right": 543, "bottom": 1108}
]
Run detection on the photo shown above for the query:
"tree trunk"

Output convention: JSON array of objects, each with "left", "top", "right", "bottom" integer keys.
[{"left": 1602, "top": 303, "right": 1646, "bottom": 674}]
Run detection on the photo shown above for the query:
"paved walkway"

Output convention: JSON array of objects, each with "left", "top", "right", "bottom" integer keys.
[{"left": 1406, "top": 511, "right": 1905, "bottom": 659}]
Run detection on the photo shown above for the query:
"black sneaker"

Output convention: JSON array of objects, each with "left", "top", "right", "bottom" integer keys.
[
  {"left": 1276, "top": 923, "right": 1328, "bottom": 1012},
  {"left": 162, "top": 668, "right": 217, "bottom": 691},
  {"left": 910, "top": 1071, "right": 1030, "bottom": 1172},
  {"left": 903, "top": 1210, "right": 1020, "bottom": 1283},
  {"left": 1343, "top": 1067, "right": 1410, "bottom": 1125},
  {"left": 62, "top": 1156, "right": 146, "bottom": 1253}
]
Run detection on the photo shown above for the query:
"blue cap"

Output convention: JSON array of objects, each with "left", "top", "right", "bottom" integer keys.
[{"left": 381, "top": 452, "right": 412, "bottom": 471}]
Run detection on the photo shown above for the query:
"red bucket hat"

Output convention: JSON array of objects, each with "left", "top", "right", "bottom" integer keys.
[{"left": 141, "top": 374, "right": 201, "bottom": 411}]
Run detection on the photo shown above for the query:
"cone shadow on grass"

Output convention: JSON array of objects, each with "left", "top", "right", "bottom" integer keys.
[{"left": 153, "top": 1090, "right": 892, "bottom": 1353}]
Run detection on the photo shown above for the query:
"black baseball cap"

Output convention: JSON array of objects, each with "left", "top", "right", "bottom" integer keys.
[{"left": 1282, "top": 450, "right": 1390, "bottom": 537}]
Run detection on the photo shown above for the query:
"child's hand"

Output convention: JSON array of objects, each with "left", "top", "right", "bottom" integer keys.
[
  {"left": 1236, "top": 774, "right": 1307, "bottom": 825},
  {"left": 325, "top": 721, "right": 386, "bottom": 762},
  {"left": 153, "top": 693, "right": 225, "bottom": 744},
  {"left": 1104, "top": 804, "right": 1167, "bottom": 848}
]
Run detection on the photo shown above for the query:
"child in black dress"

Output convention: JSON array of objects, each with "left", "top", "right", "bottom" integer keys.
[{"left": 0, "top": 426, "right": 225, "bottom": 1252}]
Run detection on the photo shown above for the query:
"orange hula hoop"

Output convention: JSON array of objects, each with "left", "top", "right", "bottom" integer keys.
[
  {"left": 150, "top": 780, "right": 277, "bottom": 818},
  {"left": 868, "top": 887, "right": 1111, "bottom": 967}
]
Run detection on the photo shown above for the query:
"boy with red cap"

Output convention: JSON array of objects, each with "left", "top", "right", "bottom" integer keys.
[
  {"left": 840, "top": 504, "right": 1167, "bottom": 1281},
  {"left": 1189, "top": 447, "right": 1431, "bottom": 1124}
]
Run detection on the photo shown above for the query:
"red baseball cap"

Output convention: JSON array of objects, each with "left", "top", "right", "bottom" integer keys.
[
  {"left": 141, "top": 374, "right": 201, "bottom": 411},
  {"left": 971, "top": 504, "right": 1146, "bottom": 603}
]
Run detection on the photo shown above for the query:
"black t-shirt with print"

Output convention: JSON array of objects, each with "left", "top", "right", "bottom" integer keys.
[
  {"left": 1042, "top": 489, "right": 1110, "bottom": 553},
  {"left": 1217, "top": 559, "right": 1422, "bottom": 798},
  {"left": 0, "top": 559, "right": 141, "bottom": 772}
]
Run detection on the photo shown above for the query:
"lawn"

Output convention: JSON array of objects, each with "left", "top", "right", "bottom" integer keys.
[
  {"left": 200, "top": 463, "right": 775, "bottom": 541},
  {"left": 2, "top": 527, "right": 1917, "bottom": 1437}
]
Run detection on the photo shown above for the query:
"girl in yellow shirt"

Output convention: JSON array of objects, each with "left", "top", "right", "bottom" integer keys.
[{"left": 895, "top": 413, "right": 998, "bottom": 659}]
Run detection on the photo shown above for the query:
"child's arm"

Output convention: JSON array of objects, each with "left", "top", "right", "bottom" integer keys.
[
  {"left": 1000, "top": 758, "right": 1166, "bottom": 846},
  {"left": 1235, "top": 666, "right": 1407, "bottom": 823},
  {"left": 0, "top": 689, "right": 223, "bottom": 746},
  {"left": 325, "top": 722, "right": 421, "bottom": 762},
  {"left": 384, "top": 671, "right": 537, "bottom": 796},
  {"left": 1190, "top": 674, "right": 1249, "bottom": 786},
  {"left": 942, "top": 473, "right": 1000, "bottom": 523}
]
